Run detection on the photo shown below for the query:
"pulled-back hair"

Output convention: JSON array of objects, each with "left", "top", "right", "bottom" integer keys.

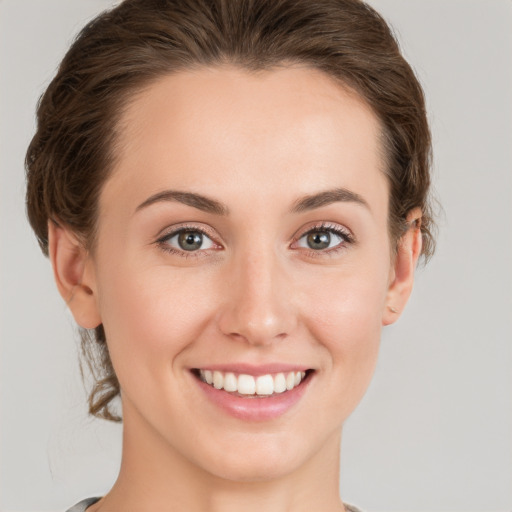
[{"left": 26, "top": 0, "right": 435, "bottom": 422}]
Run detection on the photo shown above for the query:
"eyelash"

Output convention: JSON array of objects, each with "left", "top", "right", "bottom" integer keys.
[
  {"left": 155, "top": 222, "right": 355, "bottom": 259},
  {"left": 294, "top": 222, "right": 355, "bottom": 258},
  {"left": 156, "top": 223, "right": 219, "bottom": 259}
]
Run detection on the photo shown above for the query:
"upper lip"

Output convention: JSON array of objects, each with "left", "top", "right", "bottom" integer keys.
[{"left": 192, "top": 363, "right": 313, "bottom": 376}]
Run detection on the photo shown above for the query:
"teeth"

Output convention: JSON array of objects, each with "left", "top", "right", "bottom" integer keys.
[
  {"left": 285, "top": 372, "right": 295, "bottom": 390},
  {"left": 238, "top": 374, "right": 256, "bottom": 394},
  {"left": 213, "top": 370, "right": 224, "bottom": 389},
  {"left": 274, "top": 373, "right": 287, "bottom": 393},
  {"left": 198, "top": 369, "right": 308, "bottom": 396},
  {"left": 223, "top": 372, "right": 237, "bottom": 392},
  {"left": 256, "top": 374, "right": 274, "bottom": 395}
]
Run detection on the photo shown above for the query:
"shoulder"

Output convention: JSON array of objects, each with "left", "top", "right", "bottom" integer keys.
[
  {"left": 345, "top": 504, "right": 365, "bottom": 512},
  {"left": 65, "top": 497, "right": 101, "bottom": 512}
]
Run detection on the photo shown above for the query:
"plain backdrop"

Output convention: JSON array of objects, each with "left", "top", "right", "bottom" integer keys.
[{"left": 1, "top": 1, "right": 511, "bottom": 511}]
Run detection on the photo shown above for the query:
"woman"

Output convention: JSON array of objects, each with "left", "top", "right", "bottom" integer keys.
[{"left": 25, "top": 0, "right": 435, "bottom": 510}]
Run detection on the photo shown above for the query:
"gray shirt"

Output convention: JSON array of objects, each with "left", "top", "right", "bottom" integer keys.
[
  {"left": 66, "top": 497, "right": 364, "bottom": 512},
  {"left": 66, "top": 497, "right": 100, "bottom": 512}
]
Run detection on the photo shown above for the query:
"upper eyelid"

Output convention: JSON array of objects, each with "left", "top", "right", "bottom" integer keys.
[
  {"left": 293, "top": 222, "right": 354, "bottom": 241},
  {"left": 157, "top": 223, "right": 218, "bottom": 241},
  {"left": 155, "top": 225, "right": 220, "bottom": 258}
]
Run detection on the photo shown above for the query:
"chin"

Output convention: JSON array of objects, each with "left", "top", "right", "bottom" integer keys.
[
  {"left": 207, "top": 456, "right": 302, "bottom": 483},
  {"left": 191, "top": 430, "right": 319, "bottom": 483}
]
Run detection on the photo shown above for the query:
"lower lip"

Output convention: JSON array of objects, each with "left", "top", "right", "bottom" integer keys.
[{"left": 193, "top": 372, "right": 313, "bottom": 422}]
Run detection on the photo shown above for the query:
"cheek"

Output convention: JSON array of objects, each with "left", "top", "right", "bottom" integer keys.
[
  {"left": 298, "top": 261, "right": 389, "bottom": 410},
  {"left": 95, "top": 261, "right": 218, "bottom": 378},
  {"left": 302, "top": 259, "right": 389, "bottom": 347}
]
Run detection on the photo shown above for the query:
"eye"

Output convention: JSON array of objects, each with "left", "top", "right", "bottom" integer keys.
[
  {"left": 294, "top": 223, "right": 354, "bottom": 253},
  {"left": 157, "top": 227, "right": 217, "bottom": 255},
  {"left": 297, "top": 230, "right": 344, "bottom": 251}
]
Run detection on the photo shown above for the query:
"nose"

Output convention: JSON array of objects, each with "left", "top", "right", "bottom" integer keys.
[{"left": 216, "top": 246, "right": 298, "bottom": 346}]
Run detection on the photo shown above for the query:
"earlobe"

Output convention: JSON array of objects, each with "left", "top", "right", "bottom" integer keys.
[
  {"left": 382, "top": 208, "right": 423, "bottom": 326},
  {"left": 48, "top": 220, "right": 102, "bottom": 329}
]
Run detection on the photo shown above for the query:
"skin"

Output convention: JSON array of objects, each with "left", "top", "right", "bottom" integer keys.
[{"left": 49, "top": 65, "right": 422, "bottom": 512}]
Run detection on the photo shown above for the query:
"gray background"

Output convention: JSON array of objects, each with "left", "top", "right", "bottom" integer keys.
[{"left": 1, "top": 1, "right": 511, "bottom": 511}]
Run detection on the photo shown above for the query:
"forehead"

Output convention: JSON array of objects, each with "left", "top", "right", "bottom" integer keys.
[{"left": 105, "top": 65, "right": 388, "bottom": 218}]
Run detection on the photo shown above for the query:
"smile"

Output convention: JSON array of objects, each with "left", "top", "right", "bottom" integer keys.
[
  {"left": 197, "top": 369, "right": 309, "bottom": 396},
  {"left": 191, "top": 367, "right": 315, "bottom": 421}
]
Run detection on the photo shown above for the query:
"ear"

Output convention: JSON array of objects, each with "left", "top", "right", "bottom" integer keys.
[
  {"left": 382, "top": 208, "right": 423, "bottom": 326},
  {"left": 48, "top": 220, "right": 102, "bottom": 329}
]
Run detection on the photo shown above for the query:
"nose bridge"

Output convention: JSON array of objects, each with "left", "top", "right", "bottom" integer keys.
[{"left": 217, "top": 240, "right": 296, "bottom": 345}]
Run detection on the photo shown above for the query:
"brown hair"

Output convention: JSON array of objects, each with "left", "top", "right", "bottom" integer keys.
[{"left": 26, "top": 0, "right": 435, "bottom": 422}]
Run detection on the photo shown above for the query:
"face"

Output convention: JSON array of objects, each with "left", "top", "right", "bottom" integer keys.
[{"left": 79, "top": 66, "right": 400, "bottom": 481}]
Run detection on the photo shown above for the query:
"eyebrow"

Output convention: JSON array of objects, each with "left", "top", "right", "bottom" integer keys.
[
  {"left": 290, "top": 187, "right": 370, "bottom": 213},
  {"left": 135, "top": 187, "right": 370, "bottom": 216},
  {"left": 135, "top": 190, "right": 229, "bottom": 216}
]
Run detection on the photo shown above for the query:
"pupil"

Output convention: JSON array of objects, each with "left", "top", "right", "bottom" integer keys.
[
  {"left": 178, "top": 231, "right": 203, "bottom": 251},
  {"left": 307, "top": 231, "right": 330, "bottom": 250}
]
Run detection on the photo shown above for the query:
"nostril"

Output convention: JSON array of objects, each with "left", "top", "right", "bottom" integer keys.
[{"left": 215, "top": 286, "right": 298, "bottom": 346}]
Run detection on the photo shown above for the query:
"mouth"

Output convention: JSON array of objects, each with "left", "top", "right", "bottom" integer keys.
[
  {"left": 190, "top": 366, "right": 315, "bottom": 421},
  {"left": 192, "top": 368, "right": 314, "bottom": 397}
]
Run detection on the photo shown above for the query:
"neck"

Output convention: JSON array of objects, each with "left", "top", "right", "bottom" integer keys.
[{"left": 92, "top": 398, "right": 347, "bottom": 512}]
